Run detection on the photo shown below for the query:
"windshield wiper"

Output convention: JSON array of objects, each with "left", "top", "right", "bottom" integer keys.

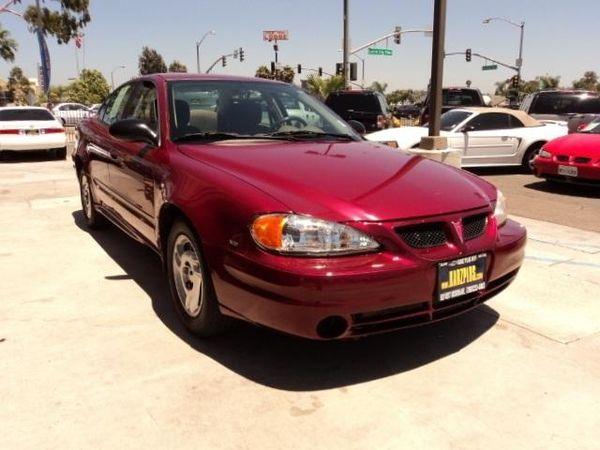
[
  {"left": 265, "top": 130, "right": 356, "bottom": 141},
  {"left": 172, "top": 132, "right": 290, "bottom": 142}
]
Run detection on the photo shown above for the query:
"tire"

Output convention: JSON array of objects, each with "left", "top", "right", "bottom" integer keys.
[
  {"left": 166, "top": 220, "right": 228, "bottom": 337},
  {"left": 522, "top": 143, "right": 544, "bottom": 172},
  {"left": 78, "top": 171, "right": 105, "bottom": 229},
  {"left": 54, "top": 147, "right": 67, "bottom": 160}
]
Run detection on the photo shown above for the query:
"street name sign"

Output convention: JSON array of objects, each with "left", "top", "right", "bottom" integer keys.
[
  {"left": 482, "top": 65, "right": 498, "bottom": 71},
  {"left": 368, "top": 48, "right": 393, "bottom": 56}
]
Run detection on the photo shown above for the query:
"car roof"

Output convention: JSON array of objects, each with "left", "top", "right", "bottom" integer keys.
[
  {"left": 457, "top": 107, "right": 542, "bottom": 127},
  {"left": 534, "top": 89, "right": 599, "bottom": 96},
  {"left": 135, "top": 73, "right": 288, "bottom": 86}
]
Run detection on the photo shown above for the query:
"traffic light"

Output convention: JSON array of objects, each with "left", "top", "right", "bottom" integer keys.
[
  {"left": 297, "top": 64, "right": 302, "bottom": 74},
  {"left": 318, "top": 67, "right": 323, "bottom": 77},
  {"left": 270, "top": 61, "right": 276, "bottom": 73},
  {"left": 394, "top": 26, "right": 401, "bottom": 45},
  {"left": 222, "top": 56, "right": 227, "bottom": 67},
  {"left": 349, "top": 62, "right": 358, "bottom": 81},
  {"left": 465, "top": 48, "right": 472, "bottom": 62},
  {"left": 239, "top": 47, "right": 244, "bottom": 62},
  {"left": 273, "top": 43, "right": 279, "bottom": 52},
  {"left": 335, "top": 63, "right": 343, "bottom": 76},
  {"left": 511, "top": 75, "right": 520, "bottom": 88}
]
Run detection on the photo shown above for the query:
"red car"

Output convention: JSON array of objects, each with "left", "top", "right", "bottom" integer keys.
[
  {"left": 534, "top": 121, "right": 600, "bottom": 186},
  {"left": 74, "top": 74, "right": 526, "bottom": 340}
]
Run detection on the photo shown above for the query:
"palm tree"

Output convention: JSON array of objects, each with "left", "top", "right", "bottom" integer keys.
[
  {"left": 304, "top": 74, "right": 344, "bottom": 100},
  {"left": 0, "top": 27, "right": 17, "bottom": 62}
]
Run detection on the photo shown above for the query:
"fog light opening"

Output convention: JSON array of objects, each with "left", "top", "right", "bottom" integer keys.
[{"left": 316, "top": 316, "right": 348, "bottom": 339}]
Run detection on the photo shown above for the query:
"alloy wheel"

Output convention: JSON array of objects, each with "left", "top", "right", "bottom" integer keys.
[{"left": 172, "top": 234, "right": 203, "bottom": 317}]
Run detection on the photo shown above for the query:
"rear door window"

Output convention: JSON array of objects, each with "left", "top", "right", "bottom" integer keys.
[
  {"left": 0, "top": 109, "right": 55, "bottom": 121},
  {"left": 443, "top": 89, "right": 482, "bottom": 106},
  {"left": 327, "top": 94, "right": 381, "bottom": 113},
  {"left": 465, "top": 113, "right": 511, "bottom": 131}
]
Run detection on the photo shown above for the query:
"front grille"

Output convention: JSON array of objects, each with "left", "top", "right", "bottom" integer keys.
[
  {"left": 462, "top": 214, "right": 488, "bottom": 241},
  {"left": 574, "top": 156, "right": 591, "bottom": 164},
  {"left": 396, "top": 223, "right": 447, "bottom": 249},
  {"left": 556, "top": 155, "right": 569, "bottom": 162}
]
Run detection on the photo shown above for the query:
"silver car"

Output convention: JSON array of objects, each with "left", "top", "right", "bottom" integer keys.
[{"left": 52, "top": 103, "right": 92, "bottom": 127}]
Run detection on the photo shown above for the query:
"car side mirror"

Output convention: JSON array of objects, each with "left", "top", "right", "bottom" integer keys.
[
  {"left": 347, "top": 119, "right": 366, "bottom": 134},
  {"left": 109, "top": 119, "right": 158, "bottom": 146},
  {"left": 462, "top": 125, "right": 476, "bottom": 133}
]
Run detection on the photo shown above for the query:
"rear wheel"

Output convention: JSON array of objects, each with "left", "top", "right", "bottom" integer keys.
[
  {"left": 166, "top": 221, "right": 228, "bottom": 337},
  {"left": 79, "top": 171, "right": 105, "bottom": 229},
  {"left": 522, "top": 143, "right": 544, "bottom": 172}
]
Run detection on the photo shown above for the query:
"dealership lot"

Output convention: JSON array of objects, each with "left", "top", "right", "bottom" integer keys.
[{"left": 1, "top": 156, "right": 599, "bottom": 449}]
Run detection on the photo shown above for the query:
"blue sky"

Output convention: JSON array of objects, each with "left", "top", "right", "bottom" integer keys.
[{"left": 1, "top": 0, "right": 599, "bottom": 94}]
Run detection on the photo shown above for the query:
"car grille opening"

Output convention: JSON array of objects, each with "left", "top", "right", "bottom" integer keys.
[
  {"left": 573, "top": 157, "right": 591, "bottom": 164},
  {"left": 556, "top": 155, "right": 569, "bottom": 162},
  {"left": 462, "top": 214, "right": 488, "bottom": 241},
  {"left": 396, "top": 223, "right": 447, "bottom": 249}
]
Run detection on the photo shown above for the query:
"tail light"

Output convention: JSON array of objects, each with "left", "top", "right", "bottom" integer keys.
[
  {"left": 41, "top": 128, "right": 65, "bottom": 134},
  {"left": 0, "top": 129, "right": 21, "bottom": 134}
]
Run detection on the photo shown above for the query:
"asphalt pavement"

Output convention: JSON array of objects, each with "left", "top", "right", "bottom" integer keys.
[{"left": 1, "top": 155, "right": 598, "bottom": 450}]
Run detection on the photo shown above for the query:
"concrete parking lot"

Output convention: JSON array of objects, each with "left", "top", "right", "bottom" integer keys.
[{"left": 1, "top": 155, "right": 599, "bottom": 450}]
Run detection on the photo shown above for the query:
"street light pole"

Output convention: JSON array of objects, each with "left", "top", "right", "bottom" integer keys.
[
  {"left": 110, "top": 65, "right": 125, "bottom": 90},
  {"left": 196, "top": 30, "right": 216, "bottom": 73},
  {"left": 342, "top": 0, "right": 349, "bottom": 87},
  {"left": 483, "top": 17, "right": 525, "bottom": 80},
  {"left": 428, "top": 0, "right": 447, "bottom": 137}
]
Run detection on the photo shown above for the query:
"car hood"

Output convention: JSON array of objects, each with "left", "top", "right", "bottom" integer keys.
[
  {"left": 546, "top": 133, "right": 600, "bottom": 157},
  {"left": 178, "top": 140, "right": 495, "bottom": 222}
]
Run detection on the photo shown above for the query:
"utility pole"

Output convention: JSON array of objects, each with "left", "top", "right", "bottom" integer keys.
[
  {"left": 342, "top": 0, "right": 349, "bottom": 88},
  {"left": 428, "top": 0, "right": 446, "bottom": 137}
]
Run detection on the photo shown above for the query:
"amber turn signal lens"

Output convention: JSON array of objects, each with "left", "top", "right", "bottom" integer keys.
[{"left": 251, "top": 214, "right": 287, "bottom": 249}]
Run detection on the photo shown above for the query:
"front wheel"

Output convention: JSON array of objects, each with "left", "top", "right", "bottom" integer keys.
[{"left": 166, "top": 221, "right": 228, "bottom": 336}]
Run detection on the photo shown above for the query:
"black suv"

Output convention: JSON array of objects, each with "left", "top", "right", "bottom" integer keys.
[
  {"left": 419, "top": 87, "right": 486, "bottom": 125},
  {"left": 325, "top": 90, "right": 391, "bottom": 132},
  {"left": 520, "top": 90, "right": 600, "bottom": 123}
]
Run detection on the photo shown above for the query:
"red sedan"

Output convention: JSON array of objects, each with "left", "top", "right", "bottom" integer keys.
[
  {"left": 74, "top": 74, "right": 526, "bottom": 340},
  {"left": 534, "top": 121, "right": 600, "bottom": 186}
]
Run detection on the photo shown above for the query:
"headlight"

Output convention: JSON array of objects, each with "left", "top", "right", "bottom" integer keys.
[
  {"left": 493, "top": 190, "right": 507, "bottom": 227},
  {"left": 250, "top": 214, "right": 380, "bottom": 255},
  {"left": 538, "top": 149, "right": 552, "bottom": 158}
]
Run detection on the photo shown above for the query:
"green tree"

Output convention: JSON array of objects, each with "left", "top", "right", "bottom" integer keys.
[
  {"left": 572, "top": 71, "right": 599, "bottom": 91},
  {"left": 386, "top": 89, "right": 424, "bottom": 105},
  {"left": 303, "top": 74, "right": 344, "bottom": 100},
  {"left": 65, "top": 69, "right": 109, "bottom": 105},
  {"left": 537, "top": 75, "right": 560, "bottom": 90},
  {"left": 369, "top": 81, "right": 388, "bottom": 94},
  {"left": 7, "top": 66, "right": 32, "bottom": 105},
  {"left": 39, "top": 85, "right": 67, "bottom": 105},
  {"left": 168, "top": 60, "right": 187, "bottom": 73},
  {"left": 0, "top": 1, "right": 91, "bottom": 61},
  {"left": 255, "top": 65, "right": 295, "bottom": 83},
  {"left": 138, "top": 47, "right": 167, "bottom": 75}
]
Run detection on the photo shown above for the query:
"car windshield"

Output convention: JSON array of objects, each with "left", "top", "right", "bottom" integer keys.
[
  {"left": 443, "top": 89, "right": 482, "bottom": 106},
  {"left": 530, "top": 93, "right": 600, "bottom": 115},
  {"left": 168, "top": 80, "right": 359, "bottom": 141},
  {"left": 0, "top": 109, "right": 55, "bottom": 121},
  {"left": 439, "top": 110, "right": 472, "bottom": 131}
]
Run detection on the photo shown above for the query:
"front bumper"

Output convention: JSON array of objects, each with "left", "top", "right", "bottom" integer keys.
[
  {"left": 210, "top": 218, "right": 527, "bottom": 340},
  {"left": 534, "top": 157, "right": 600, "bottom": 184}
]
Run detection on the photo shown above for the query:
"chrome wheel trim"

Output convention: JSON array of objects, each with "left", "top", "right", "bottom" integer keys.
[
  {"left": 81, "top": 175, "right": 93, "bottom": 220},
  {"left": 528, "top": 149, "right": 539, "bottom": 170},
  {"left": 172, "top": 234, "right": 203, "bottom": 318}
]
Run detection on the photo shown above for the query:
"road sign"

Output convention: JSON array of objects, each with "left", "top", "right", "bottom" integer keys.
[
  {"left": 368, "top": 48, "right": 393, "bottom": 56},
  {"left": 263, "top": 30, "right": 289, "bottom": 41},
  {"left": 482, "top": 64, "right": 498, "bottom": 71}
]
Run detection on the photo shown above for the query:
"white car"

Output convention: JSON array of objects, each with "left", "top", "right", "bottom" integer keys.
[
  {"left": 52, "top": 102, "right": 92, "bottom": 126},
  {"left": 366, "top": 107, "right": 568, "bottom": 169},
  {"left": 0, "top": 107, "right": 67, "bottom": 159}
]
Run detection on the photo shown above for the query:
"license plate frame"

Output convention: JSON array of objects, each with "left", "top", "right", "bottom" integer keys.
[
  {"left": 437, "top": 253, "right": 487, "bottom": 302},
  {"left": 558, "top": 165, "right": 578, "bottom": 177}
]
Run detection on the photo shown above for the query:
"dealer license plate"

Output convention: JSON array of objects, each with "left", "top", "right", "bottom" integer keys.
[{"left": 438, "top": 253, "right": 487, "bottom": 302}]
